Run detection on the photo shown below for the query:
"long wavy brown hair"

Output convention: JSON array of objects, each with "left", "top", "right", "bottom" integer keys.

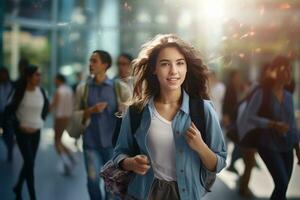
[{"left": 131, "top": 34, "right": 209, "bottom": 110}]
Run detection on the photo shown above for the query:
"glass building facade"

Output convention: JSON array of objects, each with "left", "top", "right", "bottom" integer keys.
[{"left": 1, "top": 0, "right": 300, "bottom": 109}]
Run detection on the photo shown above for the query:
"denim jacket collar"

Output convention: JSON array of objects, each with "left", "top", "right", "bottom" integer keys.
[{"left": 147, "top": 90, "right": 190, "bottom": 115}]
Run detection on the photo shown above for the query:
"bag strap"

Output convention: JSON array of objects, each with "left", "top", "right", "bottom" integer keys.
[
  {"left": 257, "top": 88, "right": 272, "bottom": 119},
  {"left": 81, "top": 82, "right": 89, "bottom": 109},
  {"left": 189, "top": 98, "right": 206, "bottom": 143},
  {"left": 114, "top": 80, "right": 122, "bottom": 104},
  {"left": 79, "top": 82, "right": 89, "bottom": 125},
  {"left": 40, "top": 87, "right": 49, "bottom": 120},
  {"left": 128, "top": 106, "right": 143, "bottom": 154}
]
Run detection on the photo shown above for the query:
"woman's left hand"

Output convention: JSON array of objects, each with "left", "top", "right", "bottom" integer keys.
[{"left": 185, "top": 122, "right": 205, "bottom": 153}]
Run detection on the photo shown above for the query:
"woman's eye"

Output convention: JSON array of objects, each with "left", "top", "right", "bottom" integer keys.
[
  {"left": 161, "top": 62, "right": 169, "bottom": 66},
  {"left": 177, "top": 61, "right": 185, "bottom": 65}
]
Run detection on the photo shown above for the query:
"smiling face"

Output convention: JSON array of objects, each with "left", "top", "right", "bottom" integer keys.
[{"left": 154, "top": 47, "right": 187, "bottom": 93}]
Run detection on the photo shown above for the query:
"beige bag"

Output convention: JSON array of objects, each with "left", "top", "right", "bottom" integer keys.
[{"left": 66, "top": 83, "right": 89, "bottom": 138}]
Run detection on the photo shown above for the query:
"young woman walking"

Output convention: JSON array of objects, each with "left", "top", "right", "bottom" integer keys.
[{"left": 113, "top": 34, "right": 227, "bottom": 200}]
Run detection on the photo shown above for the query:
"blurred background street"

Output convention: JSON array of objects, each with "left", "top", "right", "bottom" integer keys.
[{"left": 1, "top": 0, "right": 300, "bottom": 199}]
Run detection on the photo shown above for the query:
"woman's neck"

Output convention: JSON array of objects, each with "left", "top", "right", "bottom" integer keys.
[
  {"left": 26, "top": 83, "right": 36, "bottom": 91},
  {"left": 156, "top": 89, "right": 182, "bottom": 104}
]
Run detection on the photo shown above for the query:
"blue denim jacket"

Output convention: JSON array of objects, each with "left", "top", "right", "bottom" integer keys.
[{"left": 113, "top": 91, "right": 227, "bottom": 200}]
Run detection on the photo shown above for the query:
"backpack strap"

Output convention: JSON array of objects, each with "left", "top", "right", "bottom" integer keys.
[
  {"left": 80, "top": 82, "right": 89, "bottom": 124},
  {"left": 128, "top": 106, "right": 144, "bottom": 154},
  {"left": 81, "top": 82, "right": 89, "bottom": 109},
  {"left": 114, "top": 79, "right": 122, "bottom": 105},
  {"left": 40, "top": 87, "right": 49, "bottom": 120},
  {"left": 257, "top": 88, "right": 272, "bottom": 119},
  {"left": 189, "top": 98, "right": 206, "bottom": 143},
  {"left": 190, "top": 98, "right": 217, "bottom": 193}
]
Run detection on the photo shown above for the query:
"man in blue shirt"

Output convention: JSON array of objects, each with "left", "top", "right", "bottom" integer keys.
[{"left": 74, "top": 50, "right": 117, "bottom": 200}]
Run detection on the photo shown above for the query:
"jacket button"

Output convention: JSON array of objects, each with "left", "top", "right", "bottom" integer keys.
[
  {"left": 179, "top": 149, "right": 183, "bottom": 153},
  {"left": 180, "top": 169, "right": 184, "bottom": 173},
  {"left": 182, "top": 188, "right": 185, "bottom": 192},
  {"left": 176, "top": 131, "right": 180, "bottom": 135}
]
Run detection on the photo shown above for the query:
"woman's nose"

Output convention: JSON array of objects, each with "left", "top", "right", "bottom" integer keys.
[{"left": 170, "top": 63, "right": 178, "bottom": 74}]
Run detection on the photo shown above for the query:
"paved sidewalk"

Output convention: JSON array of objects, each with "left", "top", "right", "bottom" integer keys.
[{"left": 0, "top": 128, "right": 299, "bottom": 200}]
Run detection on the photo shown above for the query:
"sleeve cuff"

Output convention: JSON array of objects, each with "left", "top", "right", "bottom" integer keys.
[
  {"left": 215, "top": 154, "right": 227, "bottom": 173},
  {"left": 201, "top": 154, "right": 226, "bottom": 174},
  {"left": 114, "top": 154, "right": 129, "bottom": 167}
]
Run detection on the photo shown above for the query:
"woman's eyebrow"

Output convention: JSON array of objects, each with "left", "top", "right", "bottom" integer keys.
[
  {"left": 159, "top": 58, "right": 185, "bottom": 62},
  {"left": 159, "top": 59, "right": 170, "bottom": 63}
]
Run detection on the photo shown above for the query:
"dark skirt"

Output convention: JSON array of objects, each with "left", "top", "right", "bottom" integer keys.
[
  {"left": 125, "top": 178, "right": 180, "bottom": 200},
  {"left": 147, "top": 178, "right": 180, "bottom": 200}
]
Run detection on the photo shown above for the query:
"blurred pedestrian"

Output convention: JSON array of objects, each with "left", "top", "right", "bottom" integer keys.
[
  {"left": 208, "top": 70, "right": 225, "bottom": 120},
  {"left": 0, "top": 67, "right": 14, "bottom": 162},
  {"left": 7, "top": 65, "right": 49, "bottom": 200},
  {"left": 114, "top": 53, "right": 134, "bottom": 113},
  {"left": 72, "top": 71, "right": 83, "bottom": 93},
  {"left": 13, "top": 58, "right": 29, "bottom": 88},
  {"left": 74, "top": 50, "right": 117, "bottom": 200},
  {"left": 223, "top": 69, "right": 243, "bottom": 174},
  {"left": 112, "top": 53, "right": 134, "bottom": 146},
  {"left": 51, "top": 73, "right": 75, "bottom": 175},
  {"left": 241, "top": 55, "right": 300, "bottom": 200}
]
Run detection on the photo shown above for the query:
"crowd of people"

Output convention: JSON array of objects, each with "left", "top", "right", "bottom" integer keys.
[
  {"left": 209, "top": 55, "right": 300, "bottom": 200},
  {"left": 0, "top": 34, "right": 299, "bottom": 200}
]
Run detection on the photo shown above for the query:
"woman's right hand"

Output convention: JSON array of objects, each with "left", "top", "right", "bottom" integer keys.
[{"left": 120, "top": 155, "right": 150, "bottom": 175}]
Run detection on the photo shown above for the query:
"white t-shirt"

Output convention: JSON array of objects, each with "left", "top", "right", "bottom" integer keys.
[
  {"left": 16, "top": 87, "right": 44, "bottom": 129},
  {"left": 147, "top": 106, "right": 177, "bottom": 181},
  {"left": 54, "top": 84, "right": 73, "bottom": 118}
]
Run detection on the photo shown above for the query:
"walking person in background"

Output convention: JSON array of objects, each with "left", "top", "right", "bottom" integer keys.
[
  {"left": 7, "top": 65, "right": 49, "bottom": 200},
  {"left": 0, "top": 67, "right": 14, "bottom": 162},
  {"left": 114, "top": 53, "right": 134, "bottom": 113},
  {"left": 112, "top": 53, "right": 134, "bottom": 146},
  {"left": 2, "top": 58, "right": 29, "bottom": 163},
  {"left": 113, "top": 34, "right": 226, "bottom": 200},
  {"left": 51, "top": 73, "right": 76, "bottom": 175},
  {"left": 71, "top": 71, "right": 84, "bottom": 150},
  {"left": 72, "top": 71, "right": 83, "bottom": 93},
  {"left": 223, "top": 69, "right": 243, "bottom": 174},
  {"left": 241, "top": 55, "right": 300, "bottom": 200},
  {"left": 13, "top": 58, "right": 29, "bottom": 88},
  {"left": 208, "top": 70, "right": 225, "bottom": 120},
  {"left": 74, "top": 50, "right": 117, "bottom": 200}
]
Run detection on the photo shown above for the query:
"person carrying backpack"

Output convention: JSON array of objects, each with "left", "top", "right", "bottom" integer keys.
[
  {"left": 74, "top": 50, "right": 117, "bottom": 200},
  {"left": 112, "top": 34, "right": 227, "bottom": 200},
  {"left": 238, "top": 55, "right": 300, "bottom": 200}
]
